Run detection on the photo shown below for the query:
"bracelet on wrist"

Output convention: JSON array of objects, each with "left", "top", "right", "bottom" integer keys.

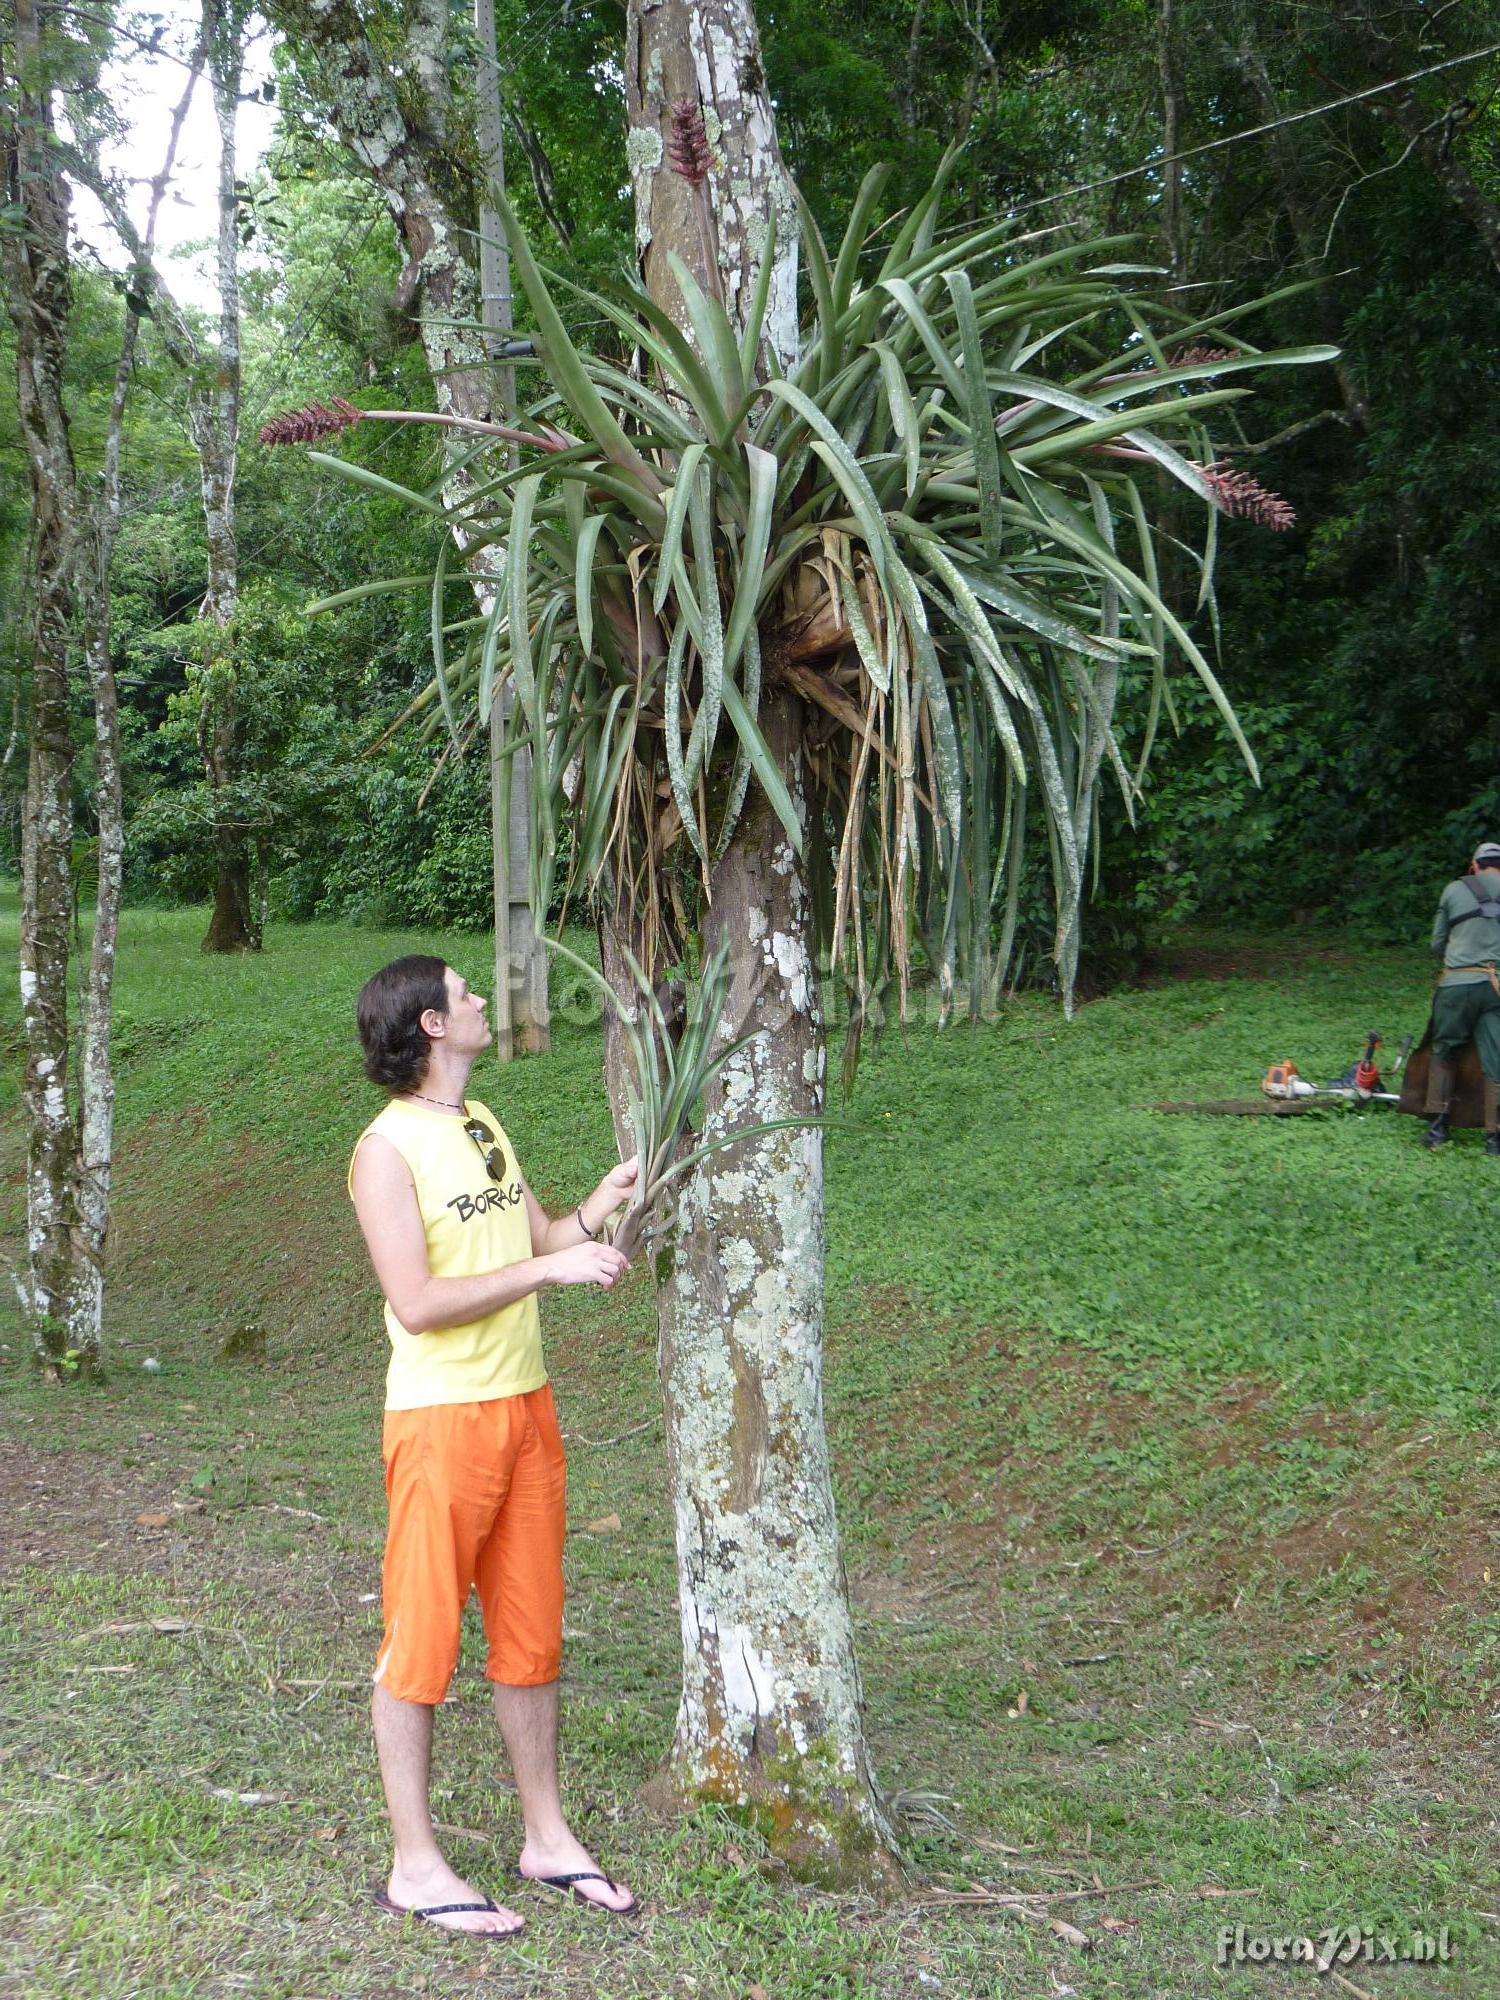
[{"left": 576, "top": 1204, "right": 600, "bottom": 1241}]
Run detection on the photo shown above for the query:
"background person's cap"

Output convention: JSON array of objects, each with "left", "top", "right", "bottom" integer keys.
[{"left": 1474, "top": 840, "right": 1500, "bottom": 866}]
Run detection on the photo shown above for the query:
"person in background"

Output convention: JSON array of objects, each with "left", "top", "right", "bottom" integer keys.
[
  {"left": 349, "top": 954, "right": 639, "bottom": 1936},
  {"left": 1423, "top": 841, "right": 1500, "bottom": 1153}
]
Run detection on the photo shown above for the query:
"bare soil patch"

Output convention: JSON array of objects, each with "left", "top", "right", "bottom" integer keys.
[
  {"left": 829, "top": 1299, "right": 1500, "bottom": 1707},
  {"left": 1142, "top": 936, "right": 1364, "bottom": 983},
  {"left": 0, "top": 1433, "right": 376, "bottom": 1628}
]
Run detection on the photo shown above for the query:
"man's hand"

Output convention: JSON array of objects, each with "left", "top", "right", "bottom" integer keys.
[
  {"left": 546, "top": 1241, "right": 629, "bottom": 1289},
  {"left": 595, "top": 1154, "right": 640, "bottom": 1210}
]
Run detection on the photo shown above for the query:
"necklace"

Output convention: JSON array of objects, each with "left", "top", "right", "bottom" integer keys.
[{"left": 403, "top": 1088, "right": 466, "bottom": 1112}]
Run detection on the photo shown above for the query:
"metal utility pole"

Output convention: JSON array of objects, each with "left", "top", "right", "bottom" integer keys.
[{"left": 475, "top": 0, "right": 549, "bottom": 1057}]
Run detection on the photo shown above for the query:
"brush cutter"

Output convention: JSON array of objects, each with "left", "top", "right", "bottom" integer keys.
[
  {"left": 1254, "top": 1032, "right": 1402, "bottom": 1106},
  {"left": 1154, "top": 1030, "right": 1409, "bottom": 1117}
]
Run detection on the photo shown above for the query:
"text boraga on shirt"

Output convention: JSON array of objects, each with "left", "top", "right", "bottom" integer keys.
[{"left": 446, "top": 1182, "right": 523, "bottom": 1222}]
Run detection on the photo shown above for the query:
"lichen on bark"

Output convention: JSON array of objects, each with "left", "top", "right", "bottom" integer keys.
[
  {"left": 616, "top": 692, "right": 901, "bottom": 1890},
  {"left": 613, "top": 0, "right": 900, "bottom": 1890}
]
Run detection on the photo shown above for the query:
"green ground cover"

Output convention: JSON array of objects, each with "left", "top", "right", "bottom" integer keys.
[{"left": 1, "top": 892, "right": 1497, "bottom": 1998}]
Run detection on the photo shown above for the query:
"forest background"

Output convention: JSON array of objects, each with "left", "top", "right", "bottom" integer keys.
[{"left": 5, "top": 0, "right": 1498, "bottom": 972}]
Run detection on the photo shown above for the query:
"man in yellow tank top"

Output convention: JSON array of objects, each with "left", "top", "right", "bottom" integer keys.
[{"left": 349, "top": 953, "right": 638, "bottom": 1935}]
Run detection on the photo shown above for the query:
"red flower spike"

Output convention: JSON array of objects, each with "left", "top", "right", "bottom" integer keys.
[
  {"left": 665, "top": 97, "right": 713, "bottom": 186},
  {"left": 258, "top": 395, "right": 364, "bottom": 447},
  {"left": 1200, "top": 462, "right": 1296, "bottom": 532}
]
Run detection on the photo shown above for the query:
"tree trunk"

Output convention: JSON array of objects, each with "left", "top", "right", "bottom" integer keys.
[
  {"left": 73, "top": 588, "right": 124, "bottom": 1356},
  {"left": 194, "top": 0, "right": 256, "bottom": 953},
  {"left": 1231, "top": 41, "right": 1371, "bottom": 433},
  {"left": 271, "top": 0, "right": 549, "bottom": 1020},
  {"left": 70, "top": 234, "right": 143, "bottom": 1359},
  {"left": 619, "top": 0, "right": 900, "bottom": 1887},
  {"left": 1345, "top": 4, "right": 1500, "bottom": 282},
  {"left": 1156, "top": 0, "right": 1185, "bottom": 280},
  {"left": 2, "top": 0, "right": 88, "bottom": 1373},
  {"left": 643, "top": 694, "right": 900, "bottom": 1887},
  {"left": 1371, "top": 86, "right": 1500, "bottom": 279},
  {"left": 201, "top": 822, "right": 258, "bottom": 950},
  {"left": 4, "top": 0, "right": 201, "bottom": 1373},
  {"left": 626, "top": 0, "right": 799, "bottom": 372},
  {"left": 16, "top": 542, "right": 78, "bottom": 1369},
  {"left": 268, "top": 0, "right": 521, "bottom": 433}
]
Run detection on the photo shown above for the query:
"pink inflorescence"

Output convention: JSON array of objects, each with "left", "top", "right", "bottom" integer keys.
[
  {"left": 1202, "top": 462, "right": 1296, "bottom": 531},
  {"left": 258, "top": 395, "right": 364, "bottom": 447},
  {"left": 665, "top": 97, "right": 713, "bottom": 185}
]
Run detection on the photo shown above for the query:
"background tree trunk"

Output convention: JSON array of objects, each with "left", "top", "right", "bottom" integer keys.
[
  {"left": 1344, "top": 0, "right": 1500, "bottom": 281},
  {"left": 269, "top": 0, "right": 549, "bottom": 1028},
  {"left": 1156, "top": 0, "right": 1185, "bottom": 280},
  {"left": 3, "top": 0, "right": 86, "bottom": 1372},
  {"left": 70, "top": 217, "right": 146, "bottom": 1359},
  {"left": 620, "top": 0, "right": 900, "bottom": 1887},
  {"left": 194, "top": 0, "right": 256, "bottom": 953},
  {"left": 1230, "top": 39, "right": 1371, "bottom": 433}
]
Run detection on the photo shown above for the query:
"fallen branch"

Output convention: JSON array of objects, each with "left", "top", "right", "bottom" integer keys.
[
  {"left": 1330, "top": 1973, "right": 1378, "bottom": 2000},
  {"left": 562, "top": 1415, "right": 658, "bottom": 1448},
  {"left": 921, "top": 1874, "right": 1163, "bottom": 1950}
]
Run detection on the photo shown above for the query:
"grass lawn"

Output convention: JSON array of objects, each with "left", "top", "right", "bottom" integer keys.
[{"left": 1, "top": 891, "right": 1497, "bottom": 1998}]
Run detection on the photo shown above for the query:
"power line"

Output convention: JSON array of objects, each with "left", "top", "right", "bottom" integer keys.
[
  {"left": 901, "top": 35, "right": 1500, "bottom": 253},
  {"left": 486, "top": 0, "right": 582, "bottom": 75}
]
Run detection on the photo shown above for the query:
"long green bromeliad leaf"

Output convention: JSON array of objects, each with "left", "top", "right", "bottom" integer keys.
[
  {"left": 666, "top": 252, "right": 748, "bottom": 421},
  {"left": 722, "top": 673, "right": 803, "bottom": 855},
  {"left": 944, "top": 268, "right": 1005, "bottom": 568},
  {"left": 429, "top": 536, "right": 461, "bottom": 747},
  {"left": 654, "top": 443, "right": 707, "bottom": 616},
  {"left": 493, "top": 187, "right": 665, "bottom": 511},
  {"left": 722, "top": 444, "right": 777, "bottom": 678},
  {"left": 306, "top": 451, "right": 447, "bottom": 517},
  {"left": 683, "top": 465, "right": 724, "bottom": 787},
  {"left": 663, "top": 619, "right": 702, "bottom": 864}
]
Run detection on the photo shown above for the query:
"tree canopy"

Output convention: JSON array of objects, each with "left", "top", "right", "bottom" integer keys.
[{"left": 3, "top": 0, "right": 1498, "bottom": 959}]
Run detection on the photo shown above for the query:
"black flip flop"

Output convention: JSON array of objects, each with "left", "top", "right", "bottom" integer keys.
[
  {"left": 516, "top": 1867, "right": 638, "bottom": 1916},
  {"left": 373, "top": 1888, "right": 526, "bottom": 1937}
]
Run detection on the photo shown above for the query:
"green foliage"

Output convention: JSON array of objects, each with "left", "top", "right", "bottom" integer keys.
[
  {"left": 1059, "top": 0, "right": 1500, "bottom": 932},
  {"left": 11, "top": 0, "right": 1500, "bottom": 962},
  {"left": 311, "top": 171, "right": 1325, "bottom": 1050}
]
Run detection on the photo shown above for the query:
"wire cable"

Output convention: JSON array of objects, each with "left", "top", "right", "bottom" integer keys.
[{"left": 884, "top": 36, "right": 1500, "bottom": 256}]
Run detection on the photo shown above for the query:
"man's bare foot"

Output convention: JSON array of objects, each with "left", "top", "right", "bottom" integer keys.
[
  {"left": 518, "top": 1831, "right": 636, "bottom": 1913},
  {"left": 383, "top": 1855, "right": 525, "bottom": 1935}
]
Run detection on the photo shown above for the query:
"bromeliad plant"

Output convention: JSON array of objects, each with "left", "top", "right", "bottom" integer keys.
[
  {"left": 545, "top": 931, "right": 827, "bottom": 1261},
  {"left": 265, "top": 156, "right": 1328, "bottom": 1067}
]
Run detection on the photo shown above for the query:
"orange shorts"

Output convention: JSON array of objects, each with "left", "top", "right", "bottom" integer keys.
[{"left": 375, "top": 1385, "right": 567, "bottom": 1703}]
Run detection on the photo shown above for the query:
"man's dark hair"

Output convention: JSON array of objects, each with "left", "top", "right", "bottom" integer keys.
[{"left": 357, "top": 955, "right": 449, "bottom": 1092}]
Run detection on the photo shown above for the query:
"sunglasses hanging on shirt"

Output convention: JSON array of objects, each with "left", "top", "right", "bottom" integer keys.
[{"left": 463, "top": 1117, "right": 505, "bottom": 1184}]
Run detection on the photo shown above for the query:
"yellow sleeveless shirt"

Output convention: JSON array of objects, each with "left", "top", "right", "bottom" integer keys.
[{"left": 348, "top": 1095, "right": 546, "bottom": 1411}]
